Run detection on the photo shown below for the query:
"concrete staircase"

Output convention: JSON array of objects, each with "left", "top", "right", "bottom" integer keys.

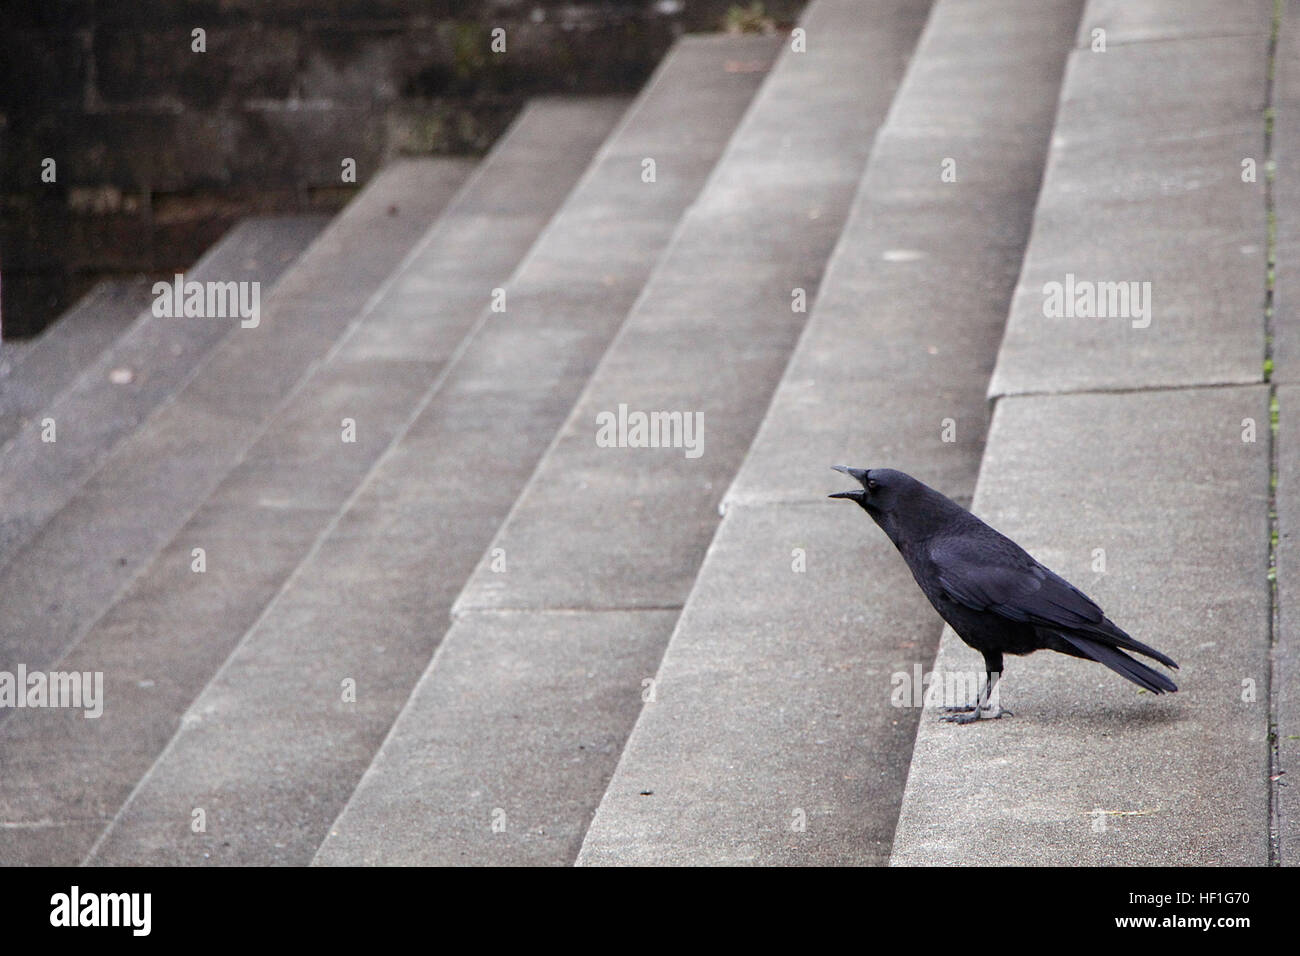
[
  {"left": 0, "top": 0, "right": 1288, "bottom": 867},
  {"left": 313, "top": 0, "right": 928, "bottom": 867},
  {"left": 86, "top": 34, "right": 780, "bottom": 865}
]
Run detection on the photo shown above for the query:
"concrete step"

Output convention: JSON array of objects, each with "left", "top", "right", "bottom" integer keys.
[
  {"left": 81, "top": 33, "right": 776, "bottom": 866},
  {"left": 0, "top": 160, "right": 474, "bottom": 864},
  {"left": 313, "top": 0, "right": 931, "bottom": 868},
  {"left": 0, "top": 217, "right": 327, "bottom": 567},
  {"left": 889, "top": 0, "right": 1274, "bottom": 866},
  {"left": 985, "top": 2, "right": 1271, "bottom": 398},
  {"left": 576, "top": 0, "right": 1084, "bottom": 867},
  {"left": 1272, "top": 0, "right": 1299, "bottom": 864},
  {"left": 0, "top": 278, "right": 155, "bottom": 447}
]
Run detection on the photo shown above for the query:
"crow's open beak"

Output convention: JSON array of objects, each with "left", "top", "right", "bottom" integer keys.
[{"left": 829, "top": 464, "right": 868, "bottom": 500}]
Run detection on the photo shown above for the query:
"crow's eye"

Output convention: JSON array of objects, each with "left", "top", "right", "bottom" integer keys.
[{"left": 866, "top": 479, "right": 879, "bottom": 493}]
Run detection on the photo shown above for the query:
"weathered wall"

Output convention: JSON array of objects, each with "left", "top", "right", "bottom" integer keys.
[{"left": 1, "top": 1, "right": 800, "bottom": 337}]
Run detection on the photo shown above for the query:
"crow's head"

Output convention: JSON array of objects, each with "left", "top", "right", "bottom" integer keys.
[
  {"left": 828, "top": 464, "right": 905, "bottom": 509},
  {"left": 830, "top": 466, "right": 968, "bottom": 545},
  {"left": 829, "top": 466, "right": 935, "bottom": 540}
]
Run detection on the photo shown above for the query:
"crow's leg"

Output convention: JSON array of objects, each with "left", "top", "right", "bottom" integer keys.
[
  {"left": 977, "top": 668, "right": 1011, "bottom": 720},
  {"left": 939, "top": 663, "right": 1012, "bottom": 724}
]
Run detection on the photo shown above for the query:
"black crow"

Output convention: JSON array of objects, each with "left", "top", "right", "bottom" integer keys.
[{"left": 829, "top": 466, "right": 1178, "bottom": 723}]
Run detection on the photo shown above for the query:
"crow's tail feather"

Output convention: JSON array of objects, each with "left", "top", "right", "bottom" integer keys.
[
  {"left": 1081, "top": 618, "right": 1179, "bottom": 670},
  {"left": 1057, "top": 633, "right": 1178, "bottom": 694}
]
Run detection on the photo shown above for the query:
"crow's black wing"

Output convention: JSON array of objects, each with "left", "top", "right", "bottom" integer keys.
[
  {"left": 929, "top": 534, "right": 1104, "bottom": 629},
  {"left": 929, "top": 533, "right": 1178, "bottom": 669}
]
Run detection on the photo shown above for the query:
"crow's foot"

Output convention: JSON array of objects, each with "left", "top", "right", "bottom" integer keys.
[{"left": 939, "top": 706, "right": 1012, "bottom": 724}]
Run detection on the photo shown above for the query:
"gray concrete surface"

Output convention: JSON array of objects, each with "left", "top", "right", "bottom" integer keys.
[
  {"left": 1, "top": 100, "right": 617, "bottom": 866},
  {"left": 577, "top": 0, "right": 1083, "bottom": 866},
  {"left": 319, "top": 609, "right": 678, "bottom": 866},
  {"left": 0, "top": 162, "right": 469, "bottom": 679},
  {"left": 886, "top": 0, "right": 1277, "bottom": 868},
  {"left": 1275, "top": 0, "right": 1299, "bottom": 867},
  {"left": 1276, "top": 2, "right": 1300, "bottom": 387},
  {"left": 72, "top": 98, "right": 623, "bottom": 867},
  {"left": 80, "top": 37, "right": 777, "bottom": 866},
  {"left": 0, "top": 278, "right": 155, "bottom": 447},
  {"left": 1278, "top": 386, "right": 1298, "bottom": 865},
  {"left": 988, "top": 13, "right": 1271, "bottom": 398},
  {"left": 0, "top": 216, "right": 327, "bottom": 567},
  {"left": 1075, "top": 0, "right": 1275, "bottom": 47},
  {"left": 0, "top": 161, "right": 477, "bottom": 864},
  {"left": 578, "top": 503, "right": 937, "bottom": 865},
  {"left": 455, "top": 0, "right": 929, "bottom": 615},
  {"left": 313, "top": 0, "right": 939, "bottom": 868},
  {"left": 890, "top": 387, "right": 1271, "bottom": 866}
]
